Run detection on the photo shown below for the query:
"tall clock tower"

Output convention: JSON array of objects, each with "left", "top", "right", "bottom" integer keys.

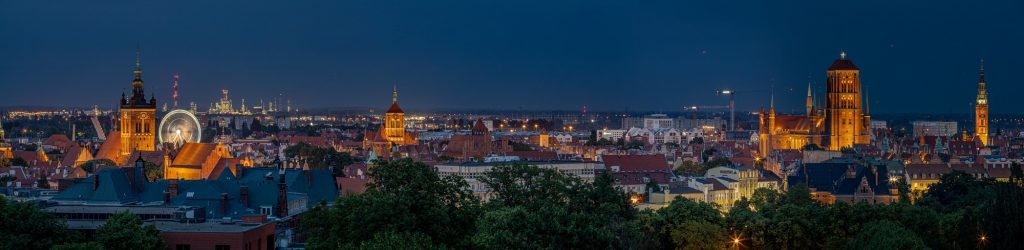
[
  {"left": 975, "top": 60, "right": 989, "bottom": 146},
  {"left": 118, "top": 52, "right": 157, "bottom": 162}
]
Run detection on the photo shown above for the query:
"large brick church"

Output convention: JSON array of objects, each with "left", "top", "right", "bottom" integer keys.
[{"left": 758, "top": 52, "right": 872, "bottom": 155}]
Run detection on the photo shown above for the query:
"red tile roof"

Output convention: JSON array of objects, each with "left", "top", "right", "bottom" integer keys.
[
  {"left": 828, "top": 58, "right": 859, "bottom": 71},
  {"left": 337, "top": 177, "right": 368, "bottom": 195},
  {"left": 602, "top": 154, "right": 669, "bottom": 172},
  {"left": 385, "top": 102, "right": 403, "bottom": 113}
]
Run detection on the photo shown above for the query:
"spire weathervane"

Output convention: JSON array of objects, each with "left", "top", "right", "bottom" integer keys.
[
  {"left": 392, "top": 85, "right": 398, "bottom": 103},
  {"left": 840, "top": 51, "right": 847, "bottom": 60}
]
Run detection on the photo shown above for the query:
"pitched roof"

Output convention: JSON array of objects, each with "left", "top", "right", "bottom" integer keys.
[
  {"left": 43, "top": 134, "right": 74, "bottom": 151},
  {"left": 60, "top": 145, "right": 92, "bottom": 167},
  {"left": 54, "top": 167, "right": 339, "bottom": 219},
  {"left": 602, "top": 154, "right": 669, "bottom": 172},
  {"left": 95, "top": 131, "right": 122, "bottom": 162},
  {"left": 171, "top": 143, "right": 219, "bottom": 167},
  {"left": 828, "top": 58, "right": 859, "bottom": 71},
  {"left": 385, "top": 102, "right": 404, "bottom": 113}
]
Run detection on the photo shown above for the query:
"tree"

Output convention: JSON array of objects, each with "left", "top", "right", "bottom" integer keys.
[
  {"left": 802, "top": 143, "right": 823, "bottom": 151},
  {"left": 703, "top": 157, "right": 732, "bottom": 170},
  {"left": 674, "top": 160, "right": 703, "bottom": 176},
  {"left": 36, "top": 175, "right": 50, "bottom": 189},
  {"left": 474, "top": 164, "right": 639, "bottom": 249},
  {"left": 10, "top": 157, "right": 28, "bottom": 167},
  {"left": 284, "top": 142, "right": 357, "bottom": 171},
  {"left": 95, "top": 212, "right": 165, "bottom": 250},
  {"left": 641, "top": 198, "right": 726, "bottom": 249},
  {"left": 0, "top": 175, "right": 14, "bottom": 187},
  {"left": 143, "top": 162, "right": 161, "bottom": 181},
  {"left": 508, "top": 141, "right": 532, "bottom": 151},
  {"left": 51, "top": 242, "right": 105, "bottom": 250},
  {"left": 350, "top": 231, "right": 445, "bottom": 250},
  {"left": 301, "top": 158, "right": 480, "bottom": 249},
  {"left": 689, "top": 137, "right": 704, "bottom": 144},
  {"left": 844, "top": 221, "right": 928, "bottom": 250},
  {"left": 79, "top": 158, "right": 117, "bottom": 173},
  {"left": 0, "top": 196, "right": 83, "bottom": 250}
]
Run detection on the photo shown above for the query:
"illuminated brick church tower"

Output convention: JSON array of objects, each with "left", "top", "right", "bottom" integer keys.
[
  {"left": 758, "top": 52, "right": 871, "bottom": 155},
  {"left": 823, "top": 52, "right": 871, "bottom": 150},
  {"left": 384, "top": 86, "right": 407, "bottom": 144},
  {"left": 975, "top": 60, "right": 989, "bottom": 146},
  {"left": 118, "top": 51, "right": 157, "bottom": 161}
]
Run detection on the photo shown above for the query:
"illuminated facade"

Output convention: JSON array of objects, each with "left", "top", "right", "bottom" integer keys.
[
  {"left": 759, "top": 52, "right": 871, "bottom": 154},
  {"left": 117, "top": 53, "right": 157, "bottom": 164},
  {"left": 975, "top": 60, "right": 989, "bottom": 146},
  {"left": 823, "top": 52, "right": 871, "bottom": 150},
  {"left": 363, "top": 87, "right": 417, "bottom": 157},
  {"left": 164, "top": 143, "right": 236, "bottom": 180},
  {"left": 383, "top": 86, "right": 416, "bottom": 145},
  {"left": 0, "top": 114, "right": 11, "bottom": 159}
]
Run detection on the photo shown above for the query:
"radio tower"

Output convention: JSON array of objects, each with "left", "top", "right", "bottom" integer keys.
[{"left": 172, "top": 73, "right": 180, "bottom": 109}]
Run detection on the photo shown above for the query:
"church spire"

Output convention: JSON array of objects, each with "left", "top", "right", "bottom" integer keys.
[
  {"left": 0, "top": 112, "right": 5, "bottom": 141},
  {"left": 133, "top": 48, "right": 143, "bottom": 85},
  {"left": 977, "top": 58, "right": 987, "bottom": 104},
  {"left": 806, "top": 80, "right": 813, "bottom": 115},
  {"left": 392, "top": 85, "right": 398, "bottom": 103},
  {"left": 865, "top": 88, "right": 870, "bottom": 115}
]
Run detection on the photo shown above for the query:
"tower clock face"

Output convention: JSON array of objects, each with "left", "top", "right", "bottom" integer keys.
[{"left": 140, "top": 112, "right": 148, "bottom": 119}]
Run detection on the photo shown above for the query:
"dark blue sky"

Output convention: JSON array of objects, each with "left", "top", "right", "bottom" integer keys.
[{"left": 1, "top": 0, "right": 1021, "bottom": 113}]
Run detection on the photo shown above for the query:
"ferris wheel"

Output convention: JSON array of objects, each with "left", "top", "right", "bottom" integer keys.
[{"left": 158, "top": 109, "right": 202, "bottom": 147}]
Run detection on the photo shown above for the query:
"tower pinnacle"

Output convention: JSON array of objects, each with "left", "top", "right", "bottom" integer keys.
[{"left": 392, "top": 85, "right": 398, "bottom": 103}]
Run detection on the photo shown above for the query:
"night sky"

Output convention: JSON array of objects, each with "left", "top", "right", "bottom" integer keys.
[{"left": 1, "top": 1, "right": 1021, "bottom": 114}]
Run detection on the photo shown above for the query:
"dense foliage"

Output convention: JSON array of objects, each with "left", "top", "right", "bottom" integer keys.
[
  {"left": 283, "top": 142, "right": 357, "bottom": 175},
  {"left": 302, "top": 159, "right": 1024, "bottom": 249},
  {"left": 94, "top": 211, "right": 166, "bottom": 250},
  {"left": 0, "top": 196, "right": 81, "bottom": 250},
  {"left": 1, "top": 196, "right": 168, "bottom": 250}
]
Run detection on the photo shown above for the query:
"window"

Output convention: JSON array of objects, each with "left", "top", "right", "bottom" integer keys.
[
  {"left": 260, "top": 206, "right": 273, "bottom": 215},
  {"left": 215, "top": 245, "right": 231, "bottom": 250},
  {"left": 176, "top": 245, "right": 191, "bottom": 250}
]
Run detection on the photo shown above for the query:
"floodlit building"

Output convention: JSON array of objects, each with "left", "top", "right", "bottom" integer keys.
[{"left": 759, "top": 52, "right": 872, "bottom": 154}]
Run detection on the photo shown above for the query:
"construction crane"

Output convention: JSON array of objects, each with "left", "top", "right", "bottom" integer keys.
[{"left": 715, "top": 89, "right": 737, "bottom": 131}]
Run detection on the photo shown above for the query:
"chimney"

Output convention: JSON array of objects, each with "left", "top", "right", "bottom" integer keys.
[
  {"left": 277, "top": 172, "right": 289, "bottom": 218},
  {"left": 92, "top": 174, "right": 99, "bottom": 191},
  {"left": 305, "top": 168, "right": 312, "bottom": 185},
  {"left": 168, "top": 180, "right": 179, "bottom": 199},
  {"left": 240, "top": 186, "right": 249, "bottom": 208},
  {"left": 163, "top": 191, "right": 170, "bottom": 204},
  {"left": 237, "top": 164, "right": 245, "bottom": 178},
  {"left": 220, "top": 193, "right": 229, "bottom": 216}
]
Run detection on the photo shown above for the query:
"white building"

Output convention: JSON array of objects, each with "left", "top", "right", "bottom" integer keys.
[
  {"left": 643, "top": 114, "right": 674, "bottom": 129},
  {"left": 912, "top": 121, "right": 958, "bottom": 137},
  {"left": 870, "top": 120, "right": 888, "bottom": 129}
]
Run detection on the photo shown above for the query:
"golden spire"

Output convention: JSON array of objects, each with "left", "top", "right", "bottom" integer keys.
[
  {"left": 977, "top": 58, "right": 987, "bottom": 104},
  {"left": 865, "top": 88, "right": 870, "bottom": 115}
]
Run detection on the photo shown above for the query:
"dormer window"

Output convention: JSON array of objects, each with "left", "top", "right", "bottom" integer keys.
[{"left": 260, "top": 206, "right": 273, "bottom": 215}]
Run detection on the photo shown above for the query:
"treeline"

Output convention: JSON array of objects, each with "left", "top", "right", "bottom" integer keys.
[
  {"left": 302, "top": 159, "right": 1024, "bottom": 249},
  {"left": 0, "top": 197, "right": 165, "bottom": 250}
]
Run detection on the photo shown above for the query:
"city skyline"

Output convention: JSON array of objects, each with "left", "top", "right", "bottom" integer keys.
[{"left": 2, "top": 1, "right": 1022, "bottom": 113}]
